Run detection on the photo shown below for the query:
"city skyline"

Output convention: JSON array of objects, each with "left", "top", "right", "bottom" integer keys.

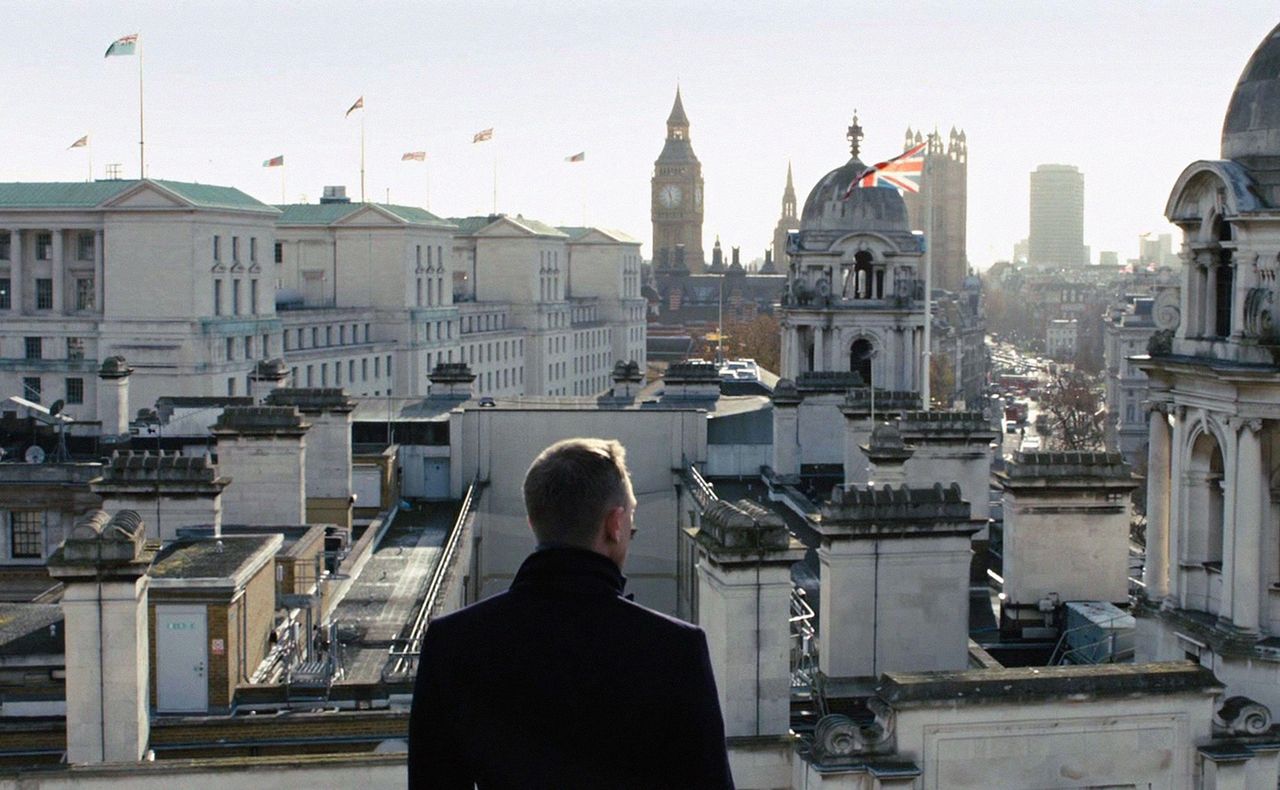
[{"left": 3, "top": 1, "right": 1276, "bottom": 270}]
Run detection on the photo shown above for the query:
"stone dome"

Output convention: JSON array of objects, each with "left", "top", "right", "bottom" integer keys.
[
  {"left": 800, "top": 155, "right": 911, "bottom": 234},
  {"left": 1222, "top": 22, "right": 1280, "bottom": 161}
]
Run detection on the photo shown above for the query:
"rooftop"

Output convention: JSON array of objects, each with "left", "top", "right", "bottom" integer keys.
[
  {"left": 0, "top": 179, "right": 276, "bottom": 213},
  {"left": 878, "top": 661, "right": 1220, "bottom": 707},
  {"left": 274, "top": 202, "right": 455, "bottom": 229},
  {"left": 149, "top": 536, "right": 278, "bottom": 583}
]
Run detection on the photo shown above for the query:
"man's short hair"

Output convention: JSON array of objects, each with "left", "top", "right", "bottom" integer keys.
[{"left": 523, "top": 438, "right": 633, "bottom": 548}]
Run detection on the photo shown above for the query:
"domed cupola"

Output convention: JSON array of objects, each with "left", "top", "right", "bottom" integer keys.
[
  {"left": 1222, "top": 22, "right": 1280, "bottom": 163},
  {"left": 800, "top": 114, "right": 911, "bottom": 235}
]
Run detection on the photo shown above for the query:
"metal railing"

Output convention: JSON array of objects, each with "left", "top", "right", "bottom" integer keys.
[{"left": 384, "top": 478, "right": 482, "bottom": 679}]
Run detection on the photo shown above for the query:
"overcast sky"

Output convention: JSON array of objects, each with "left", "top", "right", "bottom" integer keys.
[{"left": 3, "top": 2, "right": 1276, "bottom": 269}]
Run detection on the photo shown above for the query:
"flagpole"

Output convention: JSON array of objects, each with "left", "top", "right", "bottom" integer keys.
[
  {"left": 87, "top": 139, "right": 93, "bottom": 182},
  {"left": 492, "top": 141, "right": 498, "bottom": 215},
  {"left": 921, "top": 134, "right": 933, "bottom": 411},
  {"left": 138, "top": 37, "right": 146, "bottom": 178},
  {"left": 360, "top": 109, "right": 366, "bottom": 203},
  {"left": 281, "top": 163, "right": 286, "bottom": 203},
  {"left": 425, "top": 160, "right": 431, "bottom": 211}
]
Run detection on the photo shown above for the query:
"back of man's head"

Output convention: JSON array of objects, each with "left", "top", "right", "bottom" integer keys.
[{"left": 523, "top": 438, "right": 632, "bottom": 549}]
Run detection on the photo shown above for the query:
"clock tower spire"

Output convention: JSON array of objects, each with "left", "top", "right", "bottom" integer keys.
[{"left": 652, "top": 87, "right": 705, "bottom": 272}]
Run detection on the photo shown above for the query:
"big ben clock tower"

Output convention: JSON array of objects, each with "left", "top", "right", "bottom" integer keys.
[{"left": 651, "top": 87, "right": 705, "bottom": 272}]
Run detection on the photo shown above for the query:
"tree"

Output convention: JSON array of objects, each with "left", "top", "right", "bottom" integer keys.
[
  {"left": 1037, "top": 368, "right": 1106, "bottom": 450},
  {"left": 723, "top": 314, "right": 781, "bottom": 373}
]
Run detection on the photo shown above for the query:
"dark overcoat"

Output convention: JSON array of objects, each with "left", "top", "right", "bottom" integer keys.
[{"left": 408, "top": 546, "right": 735, "bottom": 789}]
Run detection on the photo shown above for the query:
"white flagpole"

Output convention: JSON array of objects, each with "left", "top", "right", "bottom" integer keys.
[
  {"left": 921, "top": 134, "right": 933, "bottom": 410},
  {"left": 138, "top": 36, "right": 145, "bottom": 178},
  {"left": 87, "top": 138, "right": 93, "bottom": 182},
  {"left": 360, "top": 108, "right": 367, "bottom": 203},
  {"left": 492, "top": 138, "right": 498, "bottom": 215},
  {"left": 281, "top": 162, "right": 286, "bottom": 203},
  {"left": 425, "top": 159, "right": 431, "bottom": 211}
]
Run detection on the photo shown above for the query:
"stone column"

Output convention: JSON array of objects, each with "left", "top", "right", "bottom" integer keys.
[
  {"left": 95, "top": 229, "right": 105, "bottom": 314},
  {"left": 47, "top": 510, "right": 153, "bottom": 764},
  {"left": 1170, "top": 405, "right": 1187, "bottom": 605},
  {"left": 1144, "top": 403, "right": 1172, "bottom": 600},
  {"left": 690, "top": 499, "right": 805, "bottom": 738},
  {"left": 770, "top": 381, "right": 801, "bottom": 479},
  {"left": 1205, "top": 263, "right": 1218, "bottom": 337},
  {"left": 10, "top": 229, "right": 22, "bottom": 314},
  {"left": 1219, "top": 418, "right": 1240, "bottom": 620},
  {"left": 51, "top": 229, "right": 63, "bottom": 313},
  {"left": 813, "top": 325, "right": 825, "bottom": 372},
  {"left": 1231, "top": 418, "right": 1263, "bottom": 632}
]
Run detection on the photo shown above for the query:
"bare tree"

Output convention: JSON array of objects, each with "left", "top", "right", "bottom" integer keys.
[{"left": 1037, "top": 367, "right": 1106, "bottom": 450}]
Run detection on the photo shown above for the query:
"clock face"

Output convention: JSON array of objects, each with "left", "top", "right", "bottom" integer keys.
[
  {"left": 694, "top": 186, "right": 703, "bottom": 210},
  {"left": 659, "top": 184, "right": 683, "bottom": 208}
]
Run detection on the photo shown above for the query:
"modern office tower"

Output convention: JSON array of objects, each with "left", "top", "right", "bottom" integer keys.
[{"left": 1028, "top": 164, "right": 1086, "bottom": 268}]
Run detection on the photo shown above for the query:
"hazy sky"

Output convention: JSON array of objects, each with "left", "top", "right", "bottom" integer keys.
[{"left": 3, "top": 2, "right": 1277, "bottom": 269}]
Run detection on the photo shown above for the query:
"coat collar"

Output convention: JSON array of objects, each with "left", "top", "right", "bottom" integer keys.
[{"left": 511, "top": 545, "right": 627, "bottom": 597}]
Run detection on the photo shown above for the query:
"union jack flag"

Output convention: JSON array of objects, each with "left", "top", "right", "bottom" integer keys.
[{"left": 843, "top": 140, "right": 927, "bottom": 198}]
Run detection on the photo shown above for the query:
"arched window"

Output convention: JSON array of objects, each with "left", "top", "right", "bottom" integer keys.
[
  {"left": 853, "top": 251, "right": 874, "bottom": 299},
  {"left": 850, "top": 338, "right": 874, "bottom": 387},
  {"left": 1213, "top": 218, "right": 1234, "bottom": 338},
  {"left": 1186, "top": 429, "right": 1226, "bottom": 613}
]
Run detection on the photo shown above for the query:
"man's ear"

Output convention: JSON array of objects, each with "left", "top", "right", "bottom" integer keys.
[{"left": 602, "top": 505, "right": 625, "bottom": 544}]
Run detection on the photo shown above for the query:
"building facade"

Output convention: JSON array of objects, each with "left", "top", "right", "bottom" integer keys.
[
  {"left": 1141, "top": 21, "right": 1280, "bottom": 715},
  {"left": 1029, "top": 163, "right": 1087, "bottom": 268},
  {"left": 0, "top": 182, "right": 646, "bottom": 417}
]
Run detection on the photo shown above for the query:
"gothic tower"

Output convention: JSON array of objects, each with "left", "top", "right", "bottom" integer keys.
[
  {"left": 901, "top": 125, "right": 969, "bottom": 292},
  {"left": 771, "top": 162, "right": 798, "bottom": 276},
  {"left": 651, "top": 88, "right": 705, "bottom": 272}
]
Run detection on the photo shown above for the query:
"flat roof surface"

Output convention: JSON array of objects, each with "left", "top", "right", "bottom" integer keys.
[
  {"left": 0, "top": 603, "right": 61, "bottom": 656},
  {"left": 332, "top": 502, "right": 459, "bottom": 683},
  {"left": 878, "top": 661, "right": 1219, "bottom": 705},
  {"left": 0, "top": 568, "right": 61, "bottom": 603},
  {"left": 150, "top": 536, "right": 276, "bottom": 581}
]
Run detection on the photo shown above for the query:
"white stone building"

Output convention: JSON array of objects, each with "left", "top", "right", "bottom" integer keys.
[
  {"left": 0, "top": 182, "right": 646, "bottom": 422},
  {"left": 1045, "top": 316, "right": 1078, "bottom": 359},
  {"left": 0, "top": 180, "right": 282, "bottom": 418},
  {"left": 1140, "top": 21, "right": 1280, "bottom": 716}
]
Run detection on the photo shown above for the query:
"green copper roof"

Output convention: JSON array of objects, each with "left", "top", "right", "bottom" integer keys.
[
  {"left": 0, "top": 179, "right": 275, "bottom": 213},
  {"left": 0, "top": 181, "right": 133, "bottom": 207},
  {"left": 558, "top": 226, "right": 640, "bottom": 244},
  {"left": 151, "top": 180, "right": 277, "bottom": 213},
  {"left": 275, "top": 202, "right": 454, "bottom": 229},
  {"left": 448, "top": 214, "right": 566, "bottom": 237}
]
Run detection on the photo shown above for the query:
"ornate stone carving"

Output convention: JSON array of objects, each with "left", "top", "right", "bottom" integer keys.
[
  {"left": 1243, "top": 285, "right": 1277, "bottom": 341},
  {"left": 811, "top": 701, "right": 895, "bottom": 760},
  {"left": 1215, "top": 696, "right": 1272, "bottom": 736},
  {"left": 1152, "top": 286, "right": 1182, "bottom": 332}
]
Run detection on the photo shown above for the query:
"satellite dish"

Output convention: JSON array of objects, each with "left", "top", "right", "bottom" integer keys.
[
  {"left": 24, "top": 445, "right": 46, "bottom": 464},
  {"left": 48, "top": 399, "right": 65, "bottom": 418}
]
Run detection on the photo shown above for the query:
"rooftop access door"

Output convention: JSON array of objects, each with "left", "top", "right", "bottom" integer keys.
[{"left": 156, "top": 605, "right": 208, "bottom": 713}]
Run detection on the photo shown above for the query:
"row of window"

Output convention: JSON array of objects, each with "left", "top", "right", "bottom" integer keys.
[
  {"left": 283, "top": 322, "right": 373, "bottom": 351},
  {"left": 21, "top": 337, "right": 87, "bottom": 361},
  {"left": 415, "top": 275, "right": 448, "bottom": 308},
  {"left": 0, "top": 276, "right": 95, "bottom": 311},
  {"left": 572, "top": 352, "right": 611, "bottom": 375},
  {"left": 223, "top": 334, "right": 272, "bottom": 363},
  {"left": 19, "top": 376, "right": 83, "bottom": 405},
  {"left": 573, "top": 328, "right": 610, "bottom": 350},
  {"left": 464, "top": 338, "right": 525, "bottom": 367},
  {"left": 288, "top": 354, "right": 393, "bottom": 389},
  {"left": 462, "top": 313, "right": 506, "bottom": 334},
  {"left": 212, "top": 234, "right": 260, "bottom": 265},
  {"left": 213, "top": 278, "right": 260, "bottom": 316},
  {"left": 0, "top": 231, "right": 96, "bottom": 262},
  {"left": 475, "top": 367, "right": 523, "bottom": 394}
]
